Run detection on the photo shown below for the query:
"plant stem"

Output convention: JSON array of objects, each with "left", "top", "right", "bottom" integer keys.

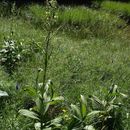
[
  {"left": 40, "top": 30, "right": 51, "bottom": 130},
  {"left": 41, "top": 30, "right": 51, "bottom": 97},
  {"left": 40, "top": 2, "right": 56, "bottom": 129}
]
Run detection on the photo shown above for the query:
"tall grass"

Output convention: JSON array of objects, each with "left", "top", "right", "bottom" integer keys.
[
  {"left": 101, "top": 1, "right": 130, "bottom": 23},
  {"left": 57, "top": 6, "right": 126, "bottom": 37},
  {"left": 23, "top": 5, "right": 126, "bottom": 38}
]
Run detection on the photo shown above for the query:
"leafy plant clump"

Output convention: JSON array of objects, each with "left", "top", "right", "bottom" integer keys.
[
  {"left": 19, "top": 83, "right": 129, "bottom": 130},
  {"left": 0, "top": 39, "right": 23, "bottom": 75},
  {"left": 19, "top": 1, "right": 65, "bottom": 130},
  {"left": 19, "top": 80, "right": 64, "bottom": 130},
  {"left": 88, "top": 85, "right": 128, "bottom": 130}
]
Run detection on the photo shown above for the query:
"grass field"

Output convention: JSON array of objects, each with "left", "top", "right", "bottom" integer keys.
[{"left": 0, "top": 1, "right": 130, "bottom": 129}]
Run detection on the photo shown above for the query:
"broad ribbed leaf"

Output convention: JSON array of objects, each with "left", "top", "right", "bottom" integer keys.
[
  {"left": 36, "top": 98, "right": 41, "bottom": 111},
  {"left": 84, "top": 125, "right": 95, "bottom": 130},
  {"left": 52, "top": 96, "right": 64, "bottom": 102},
  {"left": 109, "top": 96, "right": 116, "bottom": 104},
  {"left": 120, "top": 92, "right": 128, "bottom": 98},
  {"left": 44, "top": 104, "right": 50, "bottom": 115},
  {"left": 45, "top": 80, "right": 51, "bottom": 92},
  {"left": 91, "top": 95, "right": 105, "bottom": 107},
  {"left": 87, "top": 111, "right": 103, "bottom": 118},
  {"left": 107, "top": 104, "right": 119, "bottom": 112},
  {"left": 43, "top": 80, "right": 51, "bottom": 102},
  {"left": 50, "top": 116, "right": 62, "bottom": 127},
  {"left": 113, "top": 85, "right": 118, "bottom": 93},
  {"left": 46, "top": 96, "right": 64, "bottom": 105},
  {"left": 19, "top": 109, "right": 39, "bottom": 120},
  {"left": 35, "top": 122, "right": 41, "bottom": 130},
  {"left": 71, "top": 104, "right": 81, "bottom": 118},
  {"left": 0, "top": 90, "right": 8, "bottom": 97},
  {"left": 23, "top": 86, "right": 37, "bottom": 97},
  {"left": 43, "top": 128, "right": 51, "bottom": 130},
  {"left": 35, "top": 122, "right": 48, "bottom": 130},
  {"left": 109, "top": 85, "right": 118, "bottom": 94}
]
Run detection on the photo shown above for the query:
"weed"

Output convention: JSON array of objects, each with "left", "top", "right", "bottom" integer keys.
[
  {"left": 88, "top": 85, "right": 128, "bottom": 130},
  {"left": 19, "top": 1, "right": 64, "bottom": 130},
  {"left": 0, "top": 39, "right": 23, "bottom": 75}
]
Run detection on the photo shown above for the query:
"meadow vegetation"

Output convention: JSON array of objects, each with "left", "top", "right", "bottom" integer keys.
[
  {"left": 101, "top": 1, "right": 130, "bottom": 23},
  {"left": 0, "top": 0, "right": 130, "bottom": 129},
  {"left": 24, "top": 5, "right": 126, "bottom": 38}
]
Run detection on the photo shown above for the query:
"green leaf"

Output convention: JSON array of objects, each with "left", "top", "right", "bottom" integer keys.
[
  {"left": 109, "top": 85, "right": 118, "bottom": 94},
  {"left": 50, "top": 116, "right": 62, "bottom": 127},
  {"left": 35, "top": 98, "right": 41, "bottom": 111},
  {"left": 34, "top": 122, "right": 41, "bottom": 130},
  {"left": 45, "top": 80, "right": 52, "bottom": 92},
  {"left": 120, "top": 92, "right": 128, "bottom": 98},
  {"left": 80, "top": 95, "right": 87, "bottom": 118},
  {"left": 45, "top": 96, "right": 64, "bottom": 105},
  {"left": 107, "top": 104, "right": 119, "bottom": 112},
  {"left": 43, "top": 128, "right": 51, "bottom": 130},
  {"left": 35, "top": 123, "right": 50, "bottom": 130},
  {"left": 19, "top": 109, "right": 39, "bottom": 120},
  {"left": 34, "top": 123, "right": 52, "bottom": 130},
  {"left": 112, "top": 85, "right": 118, "bottom": 93},
  {"left": 0, "top": 90, "right": 8, "bottom": 97},
  {"left": 44, "top": 104, "right": 50, "bottom": 115},
  {"left": 87, "top": 111, "right": 103, "bottom": 118},
  {"left": 109, "top": 96, "right": 116, "bottom": 104},
  {"left": 91, "top": 95, "right": 105, "bottom": 107},
  {"left": 23, "top": 86, "right": 37, "bottom": 97},
  {"left": 71, "top": 104, "right": 81, "bottom": 119},
  {"left": 43, "top": 93, "right": 51, "bottom": 102},
  {"left": 52, "top": 96, "right": 64, "bottom": 102},
  {"left": 84, "top": 125, "right": 95, "bottom": 130}
]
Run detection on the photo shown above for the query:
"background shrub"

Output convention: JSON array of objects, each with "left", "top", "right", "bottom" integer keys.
[{"left": 0, "top": 39, "right": 22, "bottom": 75}]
